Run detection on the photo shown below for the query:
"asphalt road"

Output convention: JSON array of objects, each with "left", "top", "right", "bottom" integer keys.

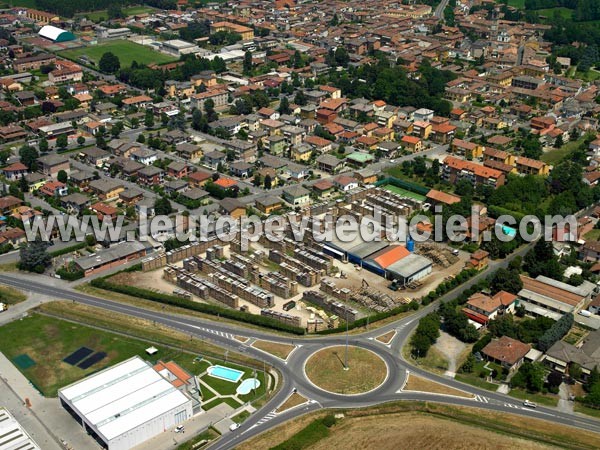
[{"left": 1, "top": 242, "right": 600, "bottom": 450}]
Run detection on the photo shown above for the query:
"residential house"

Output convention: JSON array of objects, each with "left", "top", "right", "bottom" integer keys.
[
  {"left": 282, "top": 185, "right": 310, "bottom": 206},
  {"left": 333, "top": 175, "right": 359, "bottom": 192},
  {"left": 442, "top": 156, "right": 505, "bottom": 188},
  {"left": 167, "top": 161, "right": 189, "bottom": 179},
  {"left": 137, "top": 166, "right": 164, "bottom": 186},
  {"left": 218, "top": 198, "right": 246, "bottom": 219},
  {"left": 37, "top": 154, "right": 70, "bottom": 179},
  {"left": 291, "top": 144, "right": 312, "bottom": 162},
  {"left": 515, "top": 157, "right": 550, "bottom": 176},
  {"left": 91, "top": 202, "right": 118, "bottom": 221},
  {"left": 130, "top": 149, "right": 158, "bottom": 166},
  {"left": 61, "top": 193, "right": 90, "bottom": 215},
  {"left": 175, "top": 143, "right": 203, "bottom": 161},
  {"left": 188, "top": 170, "right": 212, "bottom": 188},
  {"left": 312, "top": 179, "right": 335, "bottom": 198},
  {"left": 255, "top": 195, "right": 283, "bottom": 215},
  {"left": 482, "top": 336, "right": 531, "bottom": 371},
  {"left": 462, "top": 291, "right": 517, "bottom": 325},
  {"left": 0, "top": 196, "right": 23, "bottom": 215},
  {"left": 39, "top": 180, "right": 68, "bottom": 197},
  {"left": 451, "top": 139, "right": 483, "bottom": 159},
  {"left": 89, "top": 179, "right": 125, "bottom": 200},
  {"left": 400, "top": 135, "right": 423, "bottom": 152},
  {"left": 204, "top": 151, "right": 227, "bottom": 170},
  {"left": 2, "top": 162, "right": 28, "bottom": 181},
  {"left": 230, "top": 162, "right": 253, "bottom": 178},
  {"left": 468, "top": 249, "right": 489, "bottom": 270}
]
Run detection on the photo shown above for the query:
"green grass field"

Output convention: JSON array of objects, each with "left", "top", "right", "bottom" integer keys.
[
  {"left": 0, "top": 313, "right": 181, "bottom": 396},
  {"left": 59, "top": 40, "right": 175, "bottom": 68},
  {"left": 82, "top": 6, "right": 156, "bottom": 22},
  {"left": 540, "top": 136, "right": 584, "bottom": 165},
  {"left": 382, "top": 184, "right": 427, "bottom": 201},
  {"left": 508, "top": 388, "right": 559, "bottom": 407},
  {"left": 505, "top": 0, "right": 525, "bottom": 8},
  {"left": 536, "top": 7, "right": 573, "bottom": 20}
]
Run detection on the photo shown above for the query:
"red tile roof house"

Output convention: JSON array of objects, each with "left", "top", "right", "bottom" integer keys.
[
  {"left": 188, "top": 170, "right": 212, "bottom": 187},
  {"left": 481, "top": 336, "right": 531, "bottom": 371},
  {"left": 39, "top": 180, "right": 68, "bottom": 197},
  {"left": 462, "top": 291, "right": 518, "bottom": 325},
  {"left": 91, "top": 202, "right": 118, "bottom": 221},
  {"left": 1, "top": 161, "right": 28, "bottom": 181}
]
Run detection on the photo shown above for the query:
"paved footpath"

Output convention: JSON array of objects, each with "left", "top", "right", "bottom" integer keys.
[{"left": 0, "top": 352, "right": 100, "bottom": 450}]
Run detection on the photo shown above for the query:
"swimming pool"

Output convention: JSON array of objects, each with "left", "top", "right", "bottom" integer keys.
[
  {"left": 498, "top": 224, "right": 517, "bottom": 237},
  {"left": 236, "top": 378, "right": 261, "bottom": 395},
  {"left": 207, "top": 365, "right": 244, "bottom": 383}
]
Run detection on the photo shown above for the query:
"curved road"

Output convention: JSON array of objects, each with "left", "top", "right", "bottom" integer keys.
[{"left": 0, "top": 263, "right": 599, "bottom": 449}]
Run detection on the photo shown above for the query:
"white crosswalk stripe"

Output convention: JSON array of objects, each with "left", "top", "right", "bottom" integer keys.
[
  {"left": 198, "top": 327, "right": 234, "bottom": 340},
  {"left": 474, "top": 395, "right": 489, "bottom": 403},
  {"left": 255, "top": 411, "right": 277, "bottom": 426},
  {"left": 504, "top": 403, "right": 521, "bottom": 409}
]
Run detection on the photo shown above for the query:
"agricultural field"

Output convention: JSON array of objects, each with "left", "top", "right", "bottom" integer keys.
[
  {"left": 59, "top": 40, "right": 175, "bottom": 68},
  {"left": 240, "top": 400, "right": 600, "bottom": 450}
]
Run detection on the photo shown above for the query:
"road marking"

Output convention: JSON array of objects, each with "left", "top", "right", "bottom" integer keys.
[
  {"left": 474, "top": 395, "right": 489, "bottom": 403},
  {"left": 504, "top": 403, "right": 521, "bottom": 409},
  {"left": 251, "top": 411, "right": 278, "bottom": 428}
]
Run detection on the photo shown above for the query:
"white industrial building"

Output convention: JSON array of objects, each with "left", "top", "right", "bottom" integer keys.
[
  {"left": 0, "top": 408, "right": 40, "bottom": 450},
  {"left": 58, "top": 356, "right": 193, "bottom": 450}
]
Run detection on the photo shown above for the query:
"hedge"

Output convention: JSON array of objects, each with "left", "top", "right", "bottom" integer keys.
[
  {"left": 90, "top": 276, "right": 306, "bottom": 335},
  {"left": 50, "top": 242, "right": 87, "bottom": 257},
  {"left": 421, "top": 268, "right": 480, "bottom": 306},
  {"left": 316, "top": 301, "right": 417, "bottom": 335}
]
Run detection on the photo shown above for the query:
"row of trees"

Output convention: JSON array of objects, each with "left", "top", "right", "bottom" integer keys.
[
  {"left": 410, "top": 312, "right": 440, "bottom": 358},
  {"left": 537, "top": 312, "right": 574, "bottom": 352}
]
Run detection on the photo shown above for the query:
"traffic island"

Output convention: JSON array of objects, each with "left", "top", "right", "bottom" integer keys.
[{"left": 304, "top": 346, "right": 387, "bottom": 395}]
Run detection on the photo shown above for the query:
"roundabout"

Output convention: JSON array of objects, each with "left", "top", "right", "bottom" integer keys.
[{"left": 303, "top": 345, "right": 388, "bottom": 395}]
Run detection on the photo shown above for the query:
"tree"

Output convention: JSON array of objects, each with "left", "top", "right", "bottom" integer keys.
[
  {"left": 77, "top": 135, "right": 85, "bottom": 146},
  {"left": 99, "top": 52, "right": 121, "bottom": 74},
  {"left": 490, "top": 268, "right": 523, "bottom": 294},
  {"left": 57, "top": 170, "right": 68, "bottom": 183},
  {"left": 18, "top": 240, "right": 51, "bottom": 273},
  {"left": 264, "top": 174, "right": 272, "bottom": 190},
  {"left": 137, "top": 134, "right": 146, "bottom": 143},
  {"left": 56, "top": 133, "right": 68, "bottom": 150},
  {"left": 278, "top": 96, "right": 291, "bottom": 115},
  {"left": 19, "top": 145, "right": 39, "bottom": 170},
  {"left": 243, "top": 51, "right": 252, "bottom": 75},
  {"left": 554, "top": 134, "right": 564, "bottom": 148},
  {"left": 154, "top": 197, "right": 173, "bottom": 216},
  {"left": 38, "top": 138, "right": 48, "bottom": 153},
  {"left": 144, "top": 109, "right": 155, "bottom": 128}
]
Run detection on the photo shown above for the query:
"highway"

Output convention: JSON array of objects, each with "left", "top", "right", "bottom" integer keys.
[{"left": 1, "top": 243, "right": 600, "bottom": 450}]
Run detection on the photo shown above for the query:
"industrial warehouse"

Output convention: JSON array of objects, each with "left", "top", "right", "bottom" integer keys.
[
  {"left": 323, "top": 237, "right": 433, "bottom": 285},
  {"left": 58, "top": 357, "right": 193, "bottom": 450}
]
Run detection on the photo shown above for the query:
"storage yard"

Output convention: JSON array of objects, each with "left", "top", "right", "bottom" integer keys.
[{"left": 102, "top": 186, "right": 470, "bottom": 332}]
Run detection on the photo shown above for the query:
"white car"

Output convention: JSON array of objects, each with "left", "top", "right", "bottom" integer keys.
[
  {"left": 229, "top": 423, "right": 240, "bottom": 432},
  {"left": 175, "top": 425, "right": 184, "bottom": 433},
  {"left": 523, "top": 400, "right": 537, "bottom": 408}
]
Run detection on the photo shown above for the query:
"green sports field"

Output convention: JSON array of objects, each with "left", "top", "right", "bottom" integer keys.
[
  {"left": 382, "top": 184, "right": 427, "bottom": 201},
  {"left": 59, "top": 40, "right": 175, "bottom": 68}
]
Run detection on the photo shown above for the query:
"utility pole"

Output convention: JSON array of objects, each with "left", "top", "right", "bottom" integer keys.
[{"left": 344, "top": 307, "right": 349, "bottom": 370}]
